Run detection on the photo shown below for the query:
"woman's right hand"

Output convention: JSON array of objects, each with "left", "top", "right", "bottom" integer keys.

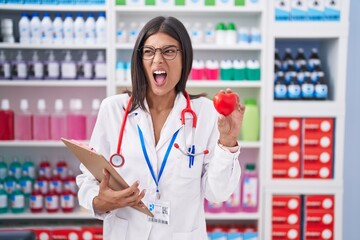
[{"left": 93, "top": 169, "right": 146, "bottom": 213}]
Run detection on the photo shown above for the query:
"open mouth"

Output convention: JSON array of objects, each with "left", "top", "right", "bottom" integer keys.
[{"left": 153, "top": 70, "right": 167, "bottom": 86}]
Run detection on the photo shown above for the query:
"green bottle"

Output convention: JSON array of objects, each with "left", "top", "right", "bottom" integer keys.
[
  {"left": 0, "top": 184, "right": 8, "bottom": 214},
  {"left": 11, "top": 184, "right": 25, "bottom": 214},
  {"left": 19, "top": 170, "right": 32, "bottom": 198},
  {"left": 9, "top": 157, "right": 22, "bottom": 181},
  {"left": 240, "top": 99, "right": 260, "bottom": 141},
  {"left": 4, "top": 170, "right": 16, "bottom": 194},
  {"left": 22, "top": 157, "right": 35, "bottom": 182},
  {"left": 0, "top": 157, "right": 7, "bottom": 184}
]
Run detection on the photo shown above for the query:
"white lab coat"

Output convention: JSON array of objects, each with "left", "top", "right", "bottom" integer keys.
[{"left": 76, "top": 92, "right": 241, "bottom": 240}]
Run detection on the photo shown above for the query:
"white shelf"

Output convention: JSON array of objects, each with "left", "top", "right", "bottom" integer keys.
[
  {"left": 272, "top": 22, "right": 347, "bottom": 39},
  {"left": 267, "top": 179, "right": 342, "bottom": 191},
  {"left": 205, "top": 212, "right": 259, "bottom": 220},
  {"left": 115, "top": 43, "right": 262, "bottom": 51},
  {"left": 0, "top": 211, "right": 94, "bottom": 220},
  {"left": 270, "top": 101, "right": 345, "bottom": 116},
  {"left": 0, "top": 4, "right": 107, "bottom": 12},
  {"left": 0, "top": 80, "right": 107, "bottom": 87},
  {"left": 117, "top": 81, "right": 262, "bottom": 88},
  {"left": 0, "top": 43, "right": 107, "bottom": 50},
  {"left": 0, "top": 140, "right": 88, "bottom": 147}
]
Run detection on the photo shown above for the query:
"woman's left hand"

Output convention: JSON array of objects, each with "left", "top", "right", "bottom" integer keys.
[{"left": 217, "top": 88, "right": 246, "bottom": 147}]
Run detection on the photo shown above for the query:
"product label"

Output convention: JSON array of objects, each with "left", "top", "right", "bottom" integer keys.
[
  {"left": 61, "top": 63, "right": 76, "bottom": 79},
  {"left": 47, "top": 62, "right": 60, "bottom": 78},
  {"left": 242, "top": 177, "right": 258, "bottom": 207},
  {"left": 11, "top": 195, "right": 25, "bottom": 208},
  {"left": 61, "top": 194, "right": 74, "bottom": 209},
  {"left": 95, "top": 63, "right": 106, "bottom": 78},
  {"left": 30, "top": 195, "right": 43, "bottom": 209},
  {"left": 225, "top": 184, "right": 241, "bottom": 208},
  {"left": 0, "top": 63, "right": 11, "bottom": 78},
  {"left": 46, "top": 195, "right": 59, "bottom": 210},
  {"left": 0, "top": 195, "right": 7, "bottom": 208},
  {"left": 17, "top": 63, "right": 27, "bottom": 78}
]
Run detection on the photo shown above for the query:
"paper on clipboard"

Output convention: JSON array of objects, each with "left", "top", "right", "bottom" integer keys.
[{"left": 61, "top": 138, "right": 153, "bottom": 217}]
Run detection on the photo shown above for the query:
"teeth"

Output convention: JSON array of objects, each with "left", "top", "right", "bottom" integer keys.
[{"left": 153, "top": 70, "right": 166, "bottom": 75}]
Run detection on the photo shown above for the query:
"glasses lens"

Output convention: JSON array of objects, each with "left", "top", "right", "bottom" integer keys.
[
  {"left": 142, "top": 47, "right": 155, "bottom": 60},
  {"left": 162, "top": 46, "right": 178, "bottom": 60}
]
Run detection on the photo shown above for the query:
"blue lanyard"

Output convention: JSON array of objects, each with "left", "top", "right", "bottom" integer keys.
[{"left": 137, "top": 125, "right": 180, "bottom": 199}]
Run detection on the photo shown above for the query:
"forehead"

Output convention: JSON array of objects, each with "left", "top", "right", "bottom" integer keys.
[{"left": 144, "top": 32, "right": 180, "bottom": 48}]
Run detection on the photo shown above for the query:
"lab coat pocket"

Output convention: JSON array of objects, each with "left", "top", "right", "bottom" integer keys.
[
  {"left": 104, "top": 212, "right": 129, "bottom": 240},
  {"left": 177, "top": 145, "right": 205, "bottom": 179},
  {"left": 173, "top": 227, "right": 203, "bottom": 240}
]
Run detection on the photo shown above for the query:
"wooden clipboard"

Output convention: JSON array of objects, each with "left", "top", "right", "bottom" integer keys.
[{"left": 61, "top": 138, "right": 153, "bottom": 217}]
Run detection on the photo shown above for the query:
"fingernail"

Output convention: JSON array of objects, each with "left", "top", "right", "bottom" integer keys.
[{"left": 136, "top": 180, "right": 140, "bottom": 185}]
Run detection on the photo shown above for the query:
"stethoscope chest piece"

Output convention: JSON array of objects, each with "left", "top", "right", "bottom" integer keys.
[{"left": 110, "top": 153, "right": 125, "bottom": 168}]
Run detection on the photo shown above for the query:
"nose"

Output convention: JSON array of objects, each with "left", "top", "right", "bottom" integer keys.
[{"left": 153, "top": 49, "right": 164, "bottom": 63}]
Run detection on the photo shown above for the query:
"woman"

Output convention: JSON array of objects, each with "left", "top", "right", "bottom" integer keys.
[{"left": 77, "top": 16, "right": 245, "bottom": 240}]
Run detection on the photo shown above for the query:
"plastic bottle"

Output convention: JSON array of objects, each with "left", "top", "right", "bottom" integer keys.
[
  {"left": 295, "top": 48, "right": 307, "bottom": 72},
  {"left": 226, "top": 22, "right": 237, "bottom": 45},
  {"left": 12, "top": 51, "right": 28, "bottom": 80},
  {"left": 128, "top": 22, "right": 139, "bottom": 43},
  {"left": 10, "top": 184, "right": 25, "bottom": 213},
  {"left": 30, "top": 12, "right": 41, "bottom": 44},
  {"left": 282, "top": 48, "right": 293, "bottom": 72},
  {"left": 205, "top": 60, "right": 219, "bottom": 80},
  {"left": 94, "top": 51, "right": 106, "bottom": 79},
  {"left": 246, "top": 59, "right": 261, "bottom": 81},
  {"left": 287, "top": 72, "right": 301, "bottom": 100},
  {"left": 19, "top": 169, "right": 32, "bottom": 198},
  {"left": 204, "top": 199, "right": 224, "bottom": 213},
  {"left": 0, "top": 99, "right": 15, "bottom": 140},
  {"left": 274, "top": 72, "right": 288, "bottom": 100},
  {"left": 224, "top": 181, "right": 241, "bottom": 212},
  {"left": 41, "top": 12, "right": 53, "bottom": 45},
  {"left": 61, "top": 51, "right": 77, "bottom": 79},
  {"left": 56, "top": 158, "right": 68, "bottom": 180},
  {"left": 87, "top": 99, "right": 100, "bottom": 139},
  {"left": 308, "top": 48, "right": 320, "bottom": 71},
  {"left": 33, "top": 99, "right": 51, "bottom": 140},
  {"left": 0, "top": 184, "right": 8, "bottom": 214},
  {"left": 14, "top": 99, "right": 32, "bottom": 140},
  {"left": 19, "top": 12, "right": 31, "bottom": 44},
  {"left": 63, "top": 13, "right": 74, "bottom": 45},
  {"left": 53, "top": 13, "right": 63, "bottom": 45},
  {"left": 64, "top": 170, "right": 77, "bottom": 195},
  {"left": 0, "top": 157, "right": 7, "bottom": 184},
  {"left": 204, "top": 23, "right": 215, "bottom": 44},
  {"left": 190, "top": 22, "right": 203, "bottom": 44},
  {"left": 116, "top": 61, "right": 126, "bottom": 83},
  {"left": 4, "top": 170, "right": 16, "bottom": 194},
  {"left": 28, "top": 51, "right": 44, "bottom": 80},
  {"left": 240, "top": 99, "right": 260, "bottom": 141},
  {"left": 67, "top": 99, "right": 87, "bottom": 140},
  {"left": 95, "top": 12, "right": 107, "bottom": 44},
  {"left": 9, "top": 157, "right": 22, "bottom": 181},
  {"left": 49, "top": 169, "right": 62, "bottom": 194},
  {"left": 36, "top": 169, "right": 49, "bottom": 195},
  {"left": 73, "top": 13, "right": 85, "bottom": 45},
  {"left": 44, "top": 50, "right": 60, "bottom": 80},
  {"left": 22, "top": 156, "right": 35, "bottom": 181},
  {"left": 0, "top": 51, "right": 11, "bottom": 80},
  {"left": 215, "top": 22, "right": 226, "bottom": 45},
  {"left": 77, "top": 51, "right": 93, "bottom": 79},
  {"left": 241, "top": 164, "right": 258, "bottom": 212},
  {"left": 238, "top": 27, "right": 250, "bottom": 46},
  {"left": 30, "top": 183, "right": 43, "bottom": 213},
  {"left": 250, "top": 27, "right": 261, "bottom": 45},
  {"left": 85, "top": 13, "right": 96, "bottom": 45},
  {"left": 301, "top": 72, "right": 315, "bottom": 100},
  {"left": 61, "top": 184, "right": 75, "bottom": 213},
  {"left": 116, "top": 22, "right": 128, "bottom": 43},
  {"left": 50, "top": 99, "right": 67, "bottom": 141},
  {"left": 39, "top": 158, "right": 52, "bottom": 179},
  {"left": 191, "top": 60, "right": 205, "bottom": 80},
  {"left": 274, "top": 48, "right": 282, "bottom": 72},
  {"left": 220, "top": 59, "right": 233, "bottom": 81},
  {"left": 45, "top": 184, "right": 59, "bottom": 213},
  {"left": 233, "top": 59, "right": 246, "bottom": 81},
  {"left": 314, "top": 71, "right": 328, "bottom": 100}
]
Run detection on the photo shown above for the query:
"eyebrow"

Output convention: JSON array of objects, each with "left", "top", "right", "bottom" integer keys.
[{"left": 143, "top": 44, "right": 179, "bottom": 49}]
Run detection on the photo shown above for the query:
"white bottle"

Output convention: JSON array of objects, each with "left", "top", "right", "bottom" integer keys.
[
  {"left": 53, "top": 13, "right": 63, "bottom": 45},
  {"left": 61, "top": 51, "right": 77, "bottom": 79},
  {"left": 63, "top": 13, "right": 74, "bottom": 45},
  {"left": 33, "top": 99, "right": 50, "bottom": 141},
  {"left": 30, "top": 12, "right": 41, "bottom": 44},
  {"left": 238, "top": 27, "right": 250, "bottom": 46},
  {"left": 12, "top": 51, "right": 27, "bottom": 80},
  {"left": 128, "top": 22, "right": 139, "bottom": 43},
  {"left": 44, "top": 50, "right": 60, "bottom": 80},
  {"left": 204, "top": 23, "right": 215, "bottom": 44},
  {"left": 50, "top": 99, "right": 67, "bottom": 140},
  {"left": 18, "top": 12, "right": 30, "bottom": 44},
  {"left": 95, "top": 12, "right": 107, "bottom": 44},
  {"left": 116, "top": 61, "right": 126, "bottom": 83},
  {"left": 77, "top": 51, "right": 93, "bottom": 79},
  {"left": 85, "top": 13, "right": 96, "bottom": 45},
  {"left": 190, "top": 22, "right": 203, "bottom": 44},
  {"left": 0, "top": 50, "right": 11, "bottom": 80},
  {"left": 28, "top": 51, "right": 44, "bottom": 80},
  {"left": 94, "top": 51, "right": 106, "bottom": 80},
  {"left": 226, "top": 22, "right": 237, "bottom": 45},
  {"left": 74, "top": 13, "right": 85, "bottom": 45},
  {"left": 250, "top": 27, "right": 261, "bottom": 45},
  {"left": 41, "top": 12, "right": 53, "bottom": 45},
  {"left": 116, "top": 22, "right": 128, "bottom": 43}
]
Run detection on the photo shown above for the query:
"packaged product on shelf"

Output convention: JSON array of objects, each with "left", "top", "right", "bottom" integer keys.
[
  {"left": 128, "top": 22, "right": 140, "bottom": 43},
  {"left": 215, "top": 0, "right": 233, "bottom": 7},
  {"left": 18, "top": 12, "right": 31, "bottom": 44},
  {"left": 36, "top": 169, "right": 49, "bottom": 195},
  {"left": 215, "top": 22, "right": 227, "bottom": 45},
  {"left": 233, "top": 59, "right": 246, "bottom": 81},
  {"left": 30, "top": 12, "right": 41, "bottom": 44},
  {"left": 15, "top": 99, "right": 33, "bottom": 141},
  {"left": 41, "top": 12, "right": 53, "bottom": 45},
  {"left": 0, "top": 158, "right": 7, "bottom": 183},
  {"left": 220, "top": 59, "right": 233, "bottom": 81},
  {"left": 308, "top": 0, "right": 325, "bottom": 21},
  {"left": 238, "top": 27, "right": 250, "bottom": 46},
  {"left": 274, "top": 49, "right": 282, "bottom": 72},
  {"left": 226, "top": 22, "right": 237, "bottom": 45},
  {"left": 56, "top": 158, "right": 68, "bottom": 180},
  {"left": 19, "top": 169, "right": 32, "bottom": 198},
  {"left": 87, "top": 98, "right": 100, "bottom": 140},
  {"left": 290, "top": 0, "right": 307, "bottom": 21},
  {"left": 301, "top": 72, "right": 315, "bottom": 99},
  {"left": 50, "top": 169, "right": 63, "bottom": 195},
  {"left": 241, "top": 164, "right": 258, "bottom": 212},
  {"left": 11, "top": 51, "right": 28, "bottom": 80},
  {"left": 204, "top": 23, "right": 215, "bottom": 44},
  {"left": 61, "top": 51, "right": 77, "bottom": 79},
  {"left": 0, "top": 99, "right": 14, "bottom": 140},
  {"left": 224, "top": 181, "right": 241, "bottom": 213},
  {"left": 324, "top": 0, "right": 341, "bottom": 21},
  {"left": 74, "top": 13, "right": 86, "bottom": 45},
  {"left": 287, "top": 72, "right": 301, "bottom": 99},
  {"left": 63, "top": 13, "right": 74, "bottom": 45},
  {"left": 10, "top": 184, "right": 25, "bottom": 213},
  {"left": 246, "top": 59, "right": 260, "bottom": 81},
  {"left": 67, "top": 99, "right": 87, "bottom": 140},
  {"left": 60, "top": 184, "right": 75, "bottom": 213},
  {"left": 275, "top": 0, "right": 291, "bottom": 21},
  {"left": 204, "top": 59, "right": 219, "bottom": 80},
  {"left": 96, "top": 13, "right": 107, "bottom": 44},
  {"left": 44, "top": 50, "right": 60, "bottom": 80},
  {"left": 45, "top": 184, "right": 60, "bottom": 213},
  {"left": 295, "top": 48, "right": 307, "bottom": 71},
  {"left": 64, "top": 170, "right": 77, "bottom": 195},
  {"left": 1, "top": 18, "right": 15, "bottom": 43},
  {"left": 116, "top": 22, "right": 128, "bottom": 43},
  {"left": 191, "top": 59, "right": 205, "bottom": 80},
  {"left": 51, "top": 99, "right": 67, "bottom": 141},
  {"left": 116, "top": 61, "right": 126, "bottom": 83},
  {"left": 240, "top": 99, "right": 260, "bottom": 141},
  {"left": 94, "top": 51, "right": 107, "bottom": 79},
  {"left": 250, "top": 27, "right": 261, "bottom": 45},
  {"left": 22, "top": 156, "right": 35, "bottom": 180},
  {"left": 28, "top": 51, "right": 44, "bottom": 80},
  {"left": 30, "top": 183, "right": 44, "bottom": 213},
  {"left": 9, "top": 157, "right": 22, "bottom": 181},
  {"left": 33, "top": 99, "right": 51, "bottom": 140},
  {"left": 85, "top": 13, "right": 96, "bottom": 45},
  {"left": 53, "top": 13, "right": 64, "bottom": 45},
  {"left": 314, "top": 72, "right": 328, "bottom": 99},
  {"left": 204, "top": 199, "right": 224, "bottom": 213},
  {"left": 0, "top": 184, "right": 8, "bottom": 214},
  {"left": 4, "top": 170, "right": 16, "bottom": 194},
  {"left": 0, "top": 51, "right": 11, "bottom": 80},
  {"left": 190, "top": 22, "right": 203, "bottom": 44},
  {"left": 77, "top": 51, "right": 94, "bottom": 80}
]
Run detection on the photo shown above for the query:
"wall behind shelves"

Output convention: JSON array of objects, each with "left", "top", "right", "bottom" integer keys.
[{"left": 344, "top": 0, "right": 360, "bottom": 239}]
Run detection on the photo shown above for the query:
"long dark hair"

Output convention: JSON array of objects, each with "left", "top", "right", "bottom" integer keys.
[{"left": 127, "top": 16, "right": 198, "bottom": 112}]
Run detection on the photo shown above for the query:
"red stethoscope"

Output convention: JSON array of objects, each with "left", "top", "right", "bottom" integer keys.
[{"left": 110, "top": 91, "right": 209, "bottom": 168}]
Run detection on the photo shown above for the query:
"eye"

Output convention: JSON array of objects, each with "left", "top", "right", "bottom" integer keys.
[
  {"left": 163, "top": 47, "right": 176, "bottom": 54},
  {"left": 143, "top": 48, "right": 154, "bottom": 55}
]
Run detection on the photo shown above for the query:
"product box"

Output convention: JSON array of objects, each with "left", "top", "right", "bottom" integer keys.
[
  {"left": 273, "top": 161, "right": 300, "bottom": 178},
  {"left": 273, "top": 195, "right": 301, "bottom": 212},
  {"left": 303, "top": 118, "right": 334, "bottom": 133},
  {"left": 273, "top": 211, "right": 300, "bottom": 225},
  {"left": 305, "top": 210, "right": 334, "bottom": 228},
  {"left": 291, "top": 0, "right": 308, "bottom": 21},
  {"left": 274, "top": 118, "right": 302, "bottom": 132},
  {"left": 52, "top": 228, "right": 82, "bottom": 240},
  {"left": 272, "top": 224, "right": 301, "bottom": 240},
  {"left": 305, "top": 226, "right": 333, "bottom": 240},
  {"left": 275, "top": 0, "right": 291, "bottom": 21},
  {"left": 303, "top": 147, "right": 332, "bottom": 164},
  {"left": 305, "top": 195, "right": 334, "bottom": 211},
  {"left": 303, "top": 133, "right": 333, "bottom": 149},
  {"left": 273, "top": 146, "right": 301, "bottom": 164},
  {"left": 81, "top": 226, "right": 103, "bottom": 240},
  {"left": 303, "top": 164, "right": 332, "bottom": 179},
  {"left": 31, "top": 228, "right": 52, "bottom": 240},
  {"left": 324, "top": 0, "right": 341, "bottom": 21},
  {"left": 307, "top": 0, "right": 325, "bottom": 20}
]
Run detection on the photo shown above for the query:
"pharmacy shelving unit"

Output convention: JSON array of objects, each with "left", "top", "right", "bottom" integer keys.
[
  {"left": 263, "top": 1, "right": 350, "bottom": 239},
  {"left": 110, "top": 2, "right": 267, "bottom": 237}
]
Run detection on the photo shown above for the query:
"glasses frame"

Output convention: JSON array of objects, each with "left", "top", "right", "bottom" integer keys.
[{"left": 138, "top": 45, "right": 182, "bottom": 60}]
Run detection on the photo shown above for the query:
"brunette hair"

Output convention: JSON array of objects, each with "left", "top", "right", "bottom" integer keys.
[{"left": 127, "top": 16, "right": 197, "bottom": 112}]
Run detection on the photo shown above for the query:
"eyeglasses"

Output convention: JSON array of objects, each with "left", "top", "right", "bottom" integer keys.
[{"left": 139, "top": 45, "right": 182, "bottom": 60}]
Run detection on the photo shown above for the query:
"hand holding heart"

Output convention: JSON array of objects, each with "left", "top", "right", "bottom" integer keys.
[{"left": 213, "top": 89, "right": 246, "bottom": 147}]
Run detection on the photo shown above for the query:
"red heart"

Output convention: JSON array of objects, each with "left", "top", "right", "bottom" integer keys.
[{"left": 213, "top": 92, "right": 238, "bottom": 116}]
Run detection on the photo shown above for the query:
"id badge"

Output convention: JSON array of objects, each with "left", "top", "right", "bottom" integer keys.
[{"left": 148, "top": 201, "right": 170, "bottom": 225}]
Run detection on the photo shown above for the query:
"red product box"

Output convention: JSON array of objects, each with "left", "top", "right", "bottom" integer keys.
[
  {"left": 272, "top": 224, "right": 301, "bottom": 240},
  {"left": 303, "top": 118, "right": 334, "bottom": 133},
  {"left": 31, "top": 228, "right": 52, "bottom": 240},
  {"left": 273, "top": 146, "right": 301, "bottom": 164},
  {"left": 305, "top": 195, "right": 334, "bottom": 211},
  {"left": 273, "top": 131, "right": 301, "bottom": 147},
  {"left": 273, "top": 162, "right": 300, "bottom": 179},
  {"left": 303, "top": 132, "right": 333, "bottom": 149},
  {"left": 81, "top": 227, "right": 103, "bottom": 240},
  {"left": 52, "top": 228, "right": 81, "bottom": 240},
  {"left": 272, "top": 195, "right": 301, "bottom": 212},
  {"left": 305, "top": 210, "right": 334, "bottom": 228},
  {"left": 302, "top": 164, "right": 333, "bottom": 179},
  {"left": 303, "top": 147, "right": 333, "bottom": 164},
  {"left": 273, "top": 210, "right": 301, "bottom": 225},
  {"left": 305, "top": 226, "right": 333, "bottom": 240},
  {"left": 274, "top": 118, "right": 302, "bottom": 132}
]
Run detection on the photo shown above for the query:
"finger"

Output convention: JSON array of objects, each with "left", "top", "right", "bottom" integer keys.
[
  {"left": 238, "top": 103, "right": 246, "bottom": 112},
  {"left": 99, "top": 169, "right": 110, "bottom": 190},
  {"left": 225, "top": 88, "right": 232, "bottom": 93},
  {"left": 122, "top": 180, "right": 140, "bottom": 197},
  {"left": 128, "top": 189, "right": 146, "bottom": 206}
]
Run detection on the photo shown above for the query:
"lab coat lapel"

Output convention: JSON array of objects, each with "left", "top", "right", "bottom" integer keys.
[
  {"left": 133, "top": 103, "right": 156, "bottom": 149},
  {"left": 155, "top": 93, "right": 187, "bottom": 151}
]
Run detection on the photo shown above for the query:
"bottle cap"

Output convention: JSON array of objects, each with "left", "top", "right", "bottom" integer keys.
[
  {"left": 55, "top": 12, "right": 62, "bottom": 18},
  {"left": 54, "top": 99, "right": 64, "bottom": 111},
  {"left": 70, "top": 99, "right": 83, "bottom": 111},
  {"left": 37, "top": 99, "right": 46, "bottom": 111},
  {"left": 244, "top": 98, "right": 257, "bottom": 105},
  {"left": 227, "top": 22, "right": 236, "bottom": 30},
  {"left": 20, "top": 99, "right": 29, "bottom": 111},
  {"left": 233, "top": 59, "right": 245, "bottom": 68},
  {"left": 92, "top": 99, "right": 100, "bottom": 111},
  {"left": 1, "top": 99, "right": 10, "bottom": 110},
  {"left": 32, "top": 51, "right": 39, "bottom": 61},
  {"left": 81, "top": 51, "right": 88, "bottom": 61},
  {"left": 216, "top": 22, "right": 226, "bottom": 31},
  {"left": 245, "top": 164, "right": 256, "bottom": 171},
  {"left": 96, "top": 51, "right": 105, "bottom": 61},
  {"left": 43, "top": 12, "right": 50, "bottom": 17}
]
